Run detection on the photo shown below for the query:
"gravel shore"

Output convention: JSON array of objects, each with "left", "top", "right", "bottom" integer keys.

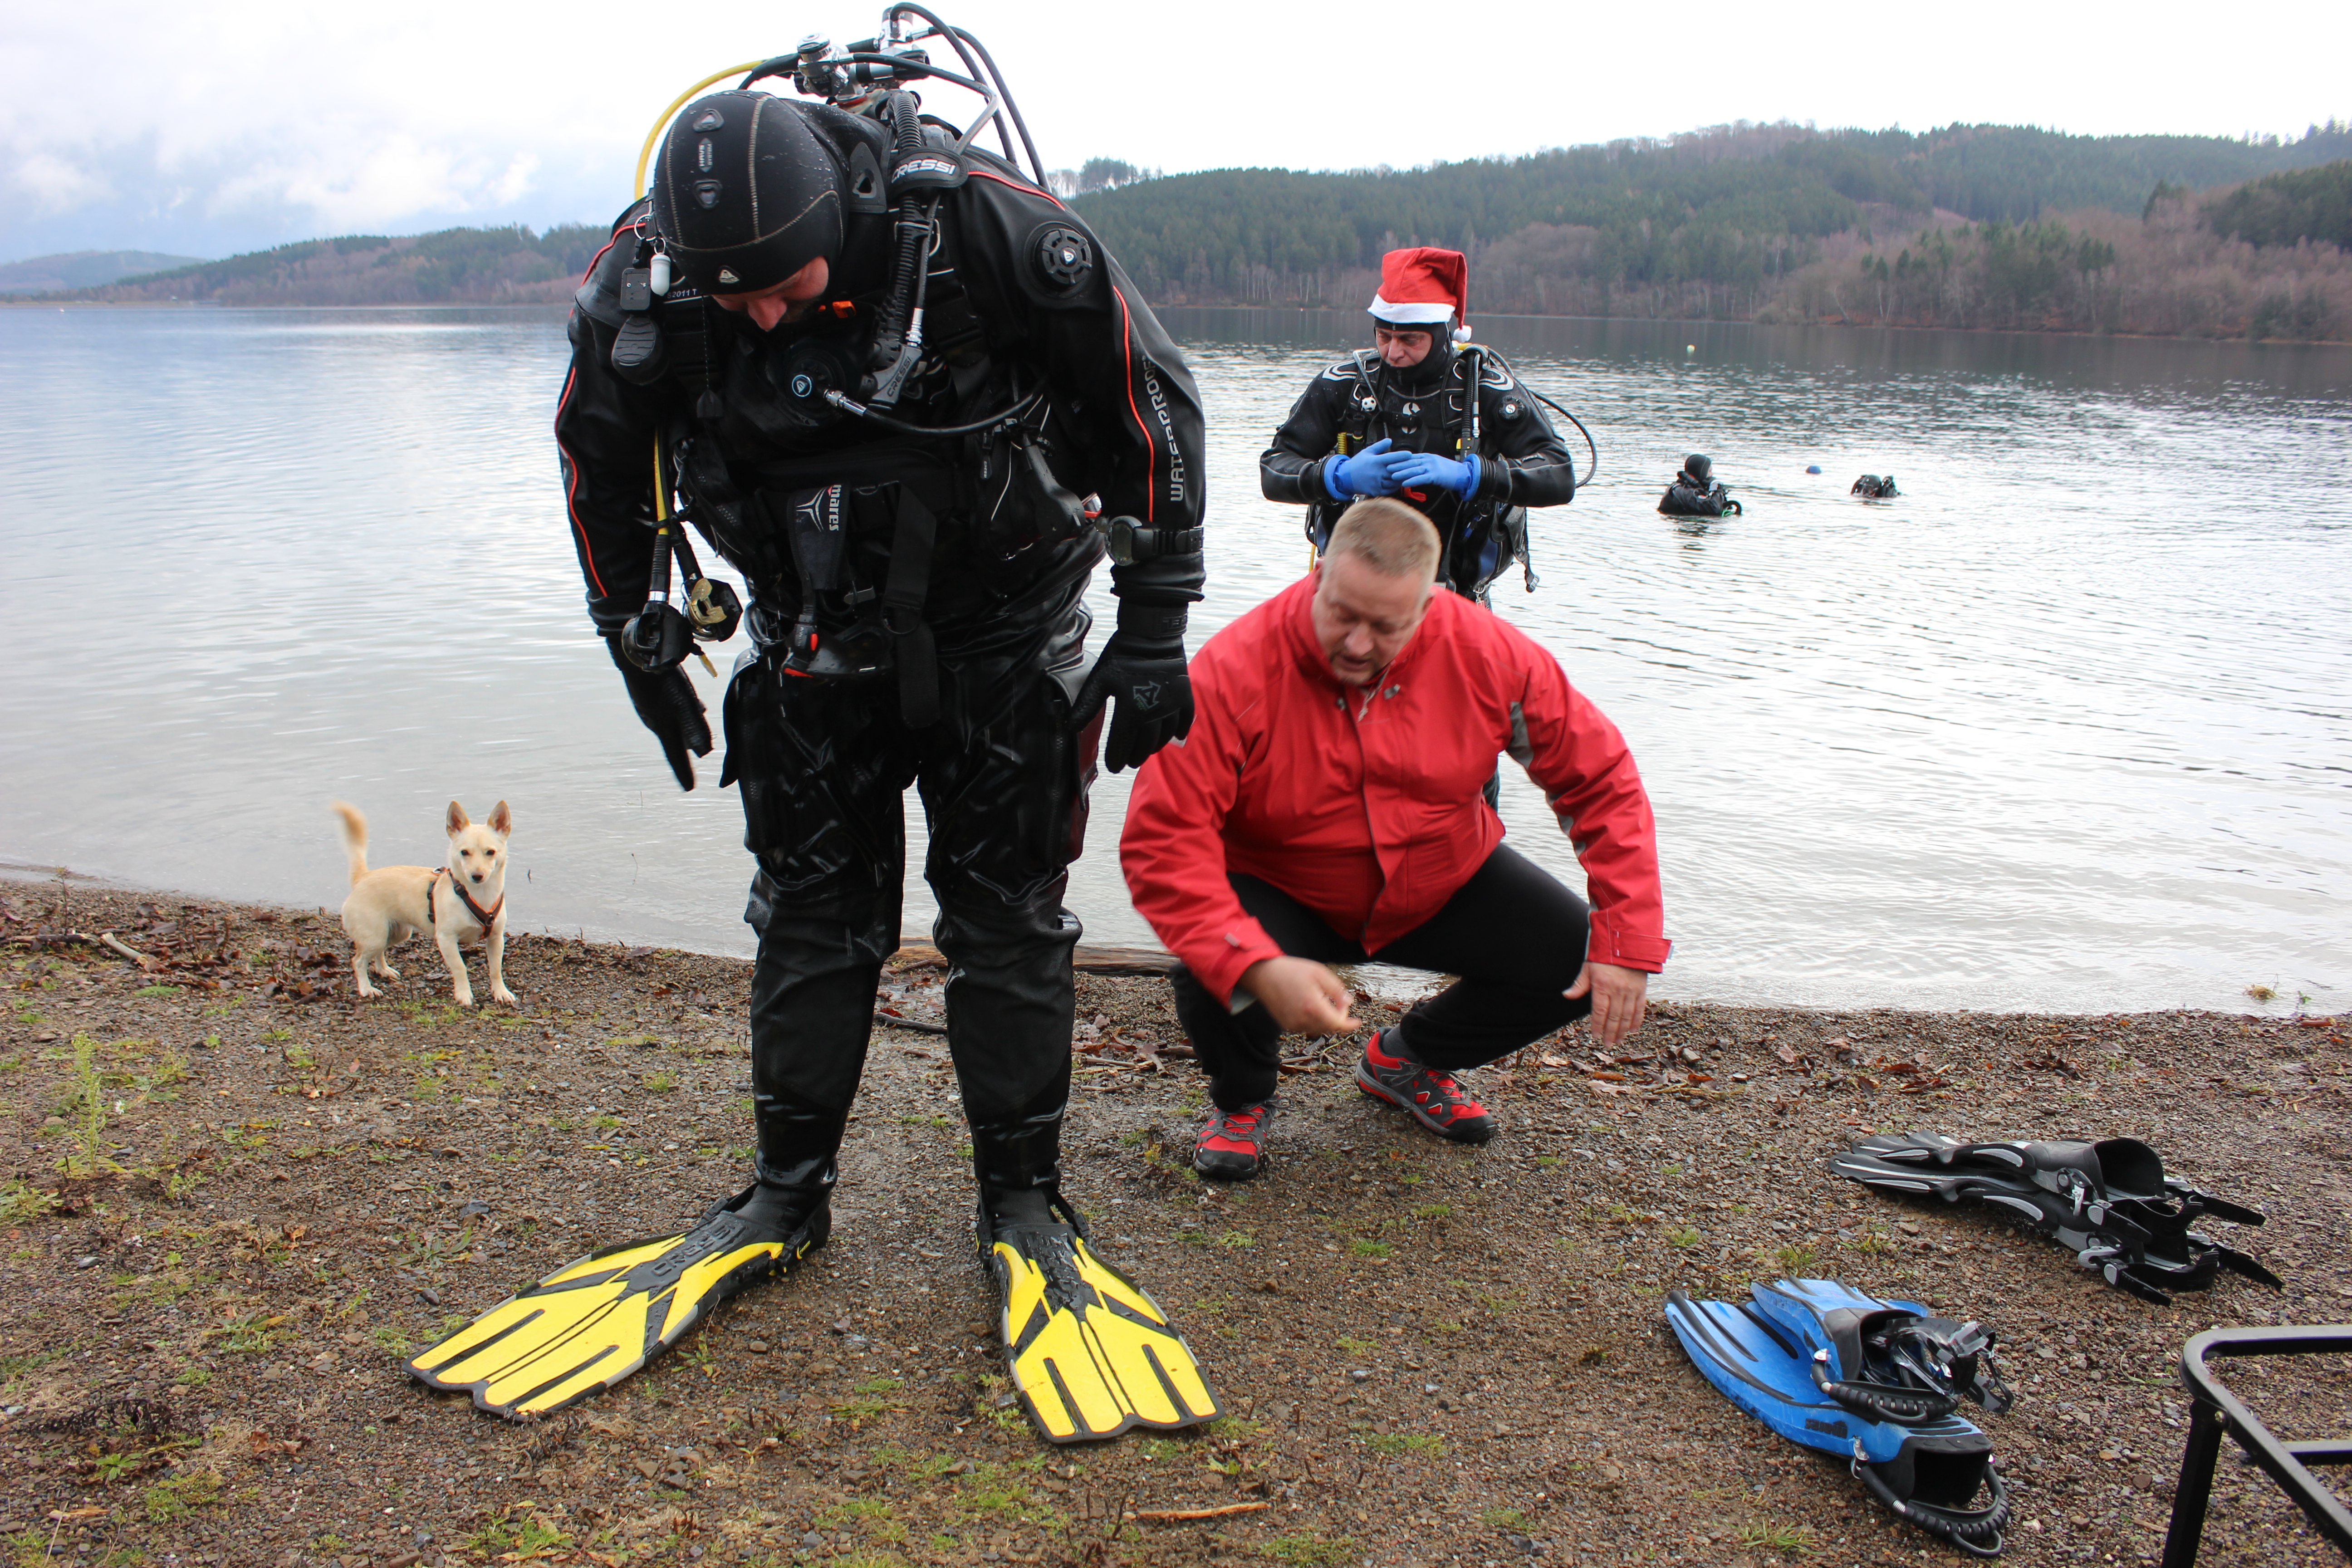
[{"left": 2, "top": 879, "right": 2345, "bottom": 1568}]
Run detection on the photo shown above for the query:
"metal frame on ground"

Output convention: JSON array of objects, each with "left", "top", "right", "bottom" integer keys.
[{"left": 2161, "top": 1324, "right": 2352, "bottom": 1566}]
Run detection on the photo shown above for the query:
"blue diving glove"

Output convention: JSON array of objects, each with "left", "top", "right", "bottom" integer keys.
[
  {"left": 1324, "top": 437, "right": 1407, "bottom": 499},
  {"left": 1390, "top": 450, "right": 1482, "bottom": 498}
]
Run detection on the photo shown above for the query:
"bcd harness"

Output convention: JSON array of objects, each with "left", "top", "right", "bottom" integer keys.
[
  {"left": 619, "top": 348, "right": 1196, "bottom": 730},
  {"left": 604, "top": 102, "right": 1197, "bottom": 726},
  {"left": 1320, "top": 345, "right": 1539, "bottom": 596}
]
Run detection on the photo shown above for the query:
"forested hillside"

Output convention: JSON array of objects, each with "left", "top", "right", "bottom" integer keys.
[
  {"left": 1073, "top": 121, "right": 2351, "bottom": 303},
  {"left": 1071, "top": 121, "right": 2352, "bottom": 339},
  {"left": 2205, "top": 160, "right": 2352, "bottom": 250},
  {"left": 1855, "top": 123, "right": 2352, "bottom": 220},
  {"left": 23, "top": 120, "right": 2350, "bottom": 339},
  {"left": 52, "top": 224, "right": 608, "bottom": 306},
  {"left": 0, "top": 250, "right": 208, "bottom": 293}
]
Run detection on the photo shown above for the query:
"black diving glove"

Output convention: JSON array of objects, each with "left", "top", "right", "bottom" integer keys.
[
  {"left": 606, "top": 634, "right": 712, "bottom": 791},
  {"left": 1075, "top": 602, "right": 1193, "bottom": 774}
]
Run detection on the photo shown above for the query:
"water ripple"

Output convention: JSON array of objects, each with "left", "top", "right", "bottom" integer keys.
[{"left": 1, "top": 304, "right": 2345, "bottom": 1014}]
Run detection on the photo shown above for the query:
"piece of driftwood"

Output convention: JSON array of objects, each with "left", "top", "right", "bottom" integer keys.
[
  {"left": 890, "top": 942, "right": 1176, "bottom": 976},
  {"left": 1129, "top": 1502, "right": 1270, "bottom": 1522},
  {"left": 872, "top": 1010, "right": 950, "bottom": 1037},
  {"left": 97, "top": 931, "right": 164, "bottom": 972}
]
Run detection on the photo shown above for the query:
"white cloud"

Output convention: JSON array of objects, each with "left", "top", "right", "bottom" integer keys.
[
  {"left": 228, "top": 134, "right": 505, "bottom": 230},
  {"left": 2, "top": 0, "right": 2345, "bottom": 260},
  {"left": 8, "top": 148, "right": 111, "bottom": 214},
  {"left": 490, "top": 152, "right": 541, "bottom": 209}
]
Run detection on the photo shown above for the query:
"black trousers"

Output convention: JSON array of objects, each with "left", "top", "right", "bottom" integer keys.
[
  {"left": 727, "top": 593, "right": 1098, "bottom": 1198},
  {"left": 1170, "top": 843, "right": 1592, "bottom": 1111}
]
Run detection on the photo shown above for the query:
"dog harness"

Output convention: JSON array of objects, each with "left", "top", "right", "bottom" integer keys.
[{"left": 429, "top": 869, "right": 504, "bottom": 936}]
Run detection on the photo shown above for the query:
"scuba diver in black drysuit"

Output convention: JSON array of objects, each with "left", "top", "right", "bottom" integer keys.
[
  {"left": 405, "top": 19, "right": 1220, "bottom": 1443},
  {"left": 1852, "top": 473, "right": 1900, "bottom": 498},
  {"left": 1260, "top": 246, "right": 1577, "bottom": 605},
  {"left": 1658, "top": 452, "right": 1742, "bottom": 517}
]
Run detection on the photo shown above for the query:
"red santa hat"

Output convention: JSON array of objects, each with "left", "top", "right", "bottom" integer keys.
[{"left": 1369, "top": 246, "right": 1470, "bottom": 341}]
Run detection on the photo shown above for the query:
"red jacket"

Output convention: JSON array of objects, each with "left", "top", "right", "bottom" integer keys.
[{"left": 1121, "top": 572, "right": 1671, "bottom": 1004}]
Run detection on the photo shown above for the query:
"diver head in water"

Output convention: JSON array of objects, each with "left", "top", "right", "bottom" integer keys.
[
  {"left": 648, "top": 91, "right": 847, "bottom": 330},
  {"left": 1681, "top": 453, "right": 1714, "bottom": 487}
]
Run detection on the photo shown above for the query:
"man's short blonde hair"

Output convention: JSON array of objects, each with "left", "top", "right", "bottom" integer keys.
[{"left": 1326, "top": 497, "right": 1441, "bottom": 582}]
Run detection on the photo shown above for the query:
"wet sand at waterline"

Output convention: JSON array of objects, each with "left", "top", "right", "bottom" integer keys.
[{"left": 3, "top": 880, "right": 2344, "bottom": 1567}]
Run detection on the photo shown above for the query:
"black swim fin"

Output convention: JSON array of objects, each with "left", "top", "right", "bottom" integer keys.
[
  {"left": 1832, "top": 1131, "right": 2281, "bottom": 1303},
  {"left": 407, "top": 1186, "right": 827, "bottom": 1417}
]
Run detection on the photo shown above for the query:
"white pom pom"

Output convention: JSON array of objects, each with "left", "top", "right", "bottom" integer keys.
[{"left": 1452, "top": 324, "right": 1472, "bottom": 343}]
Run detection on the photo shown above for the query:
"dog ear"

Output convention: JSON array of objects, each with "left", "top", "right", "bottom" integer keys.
[
  {"left": 446, "top": 800, "right": 470, "bottom": 836},
  {"left": 488, "top": 800, "right": 512, "bottom": 836}
]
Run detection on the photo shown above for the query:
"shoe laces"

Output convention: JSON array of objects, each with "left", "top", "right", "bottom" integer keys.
[
  {"left": 1397, "top": 1060, "right": 1468, "bottom": 1101},
  {"left": 1207, "top": 1103, "right": 1268, "bottom": 1138},
  {"left": 1417, "top": 1069, "right": 1486, "bottom": 1117}
]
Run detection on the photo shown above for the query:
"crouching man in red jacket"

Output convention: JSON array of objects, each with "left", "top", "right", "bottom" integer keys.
[{"left": 1120, "top": 498, "right": 1671, "bottom": 1180}]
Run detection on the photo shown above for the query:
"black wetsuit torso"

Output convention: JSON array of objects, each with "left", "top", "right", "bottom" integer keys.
[
  {"left": 1659, "top": 476, "right": 1741, "bottom": 517},
  {"left": 560, "top": 123, "right": 1204, "bottom": 645},
  {"left": 1260, "top": 344, "right": 1575, "bottom": 600}
]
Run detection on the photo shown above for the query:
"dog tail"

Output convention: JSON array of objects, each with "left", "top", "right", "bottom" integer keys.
[{"left": 330, "top": 801, "right": 369, "bottom": 887}]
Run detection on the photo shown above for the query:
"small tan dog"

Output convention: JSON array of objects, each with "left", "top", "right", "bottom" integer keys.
[{"left": 331, "top": 800, "right": 517, "bottom": 1007}]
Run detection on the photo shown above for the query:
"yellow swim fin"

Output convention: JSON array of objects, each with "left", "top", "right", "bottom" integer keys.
[
  {"left": 407, "top": 1194, "right": 827, "bottom": 1418},
  {"left": 986, "top": 1201, "right": 1220, "bottom": 1443}
]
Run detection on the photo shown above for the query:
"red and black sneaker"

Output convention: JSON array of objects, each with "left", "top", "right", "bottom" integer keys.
[
  {"left": 1355, "top": 1030, "right": 1495, "bottom": 1144},
  {"left": 1194, "top": 1098, "right": 1279, "bottom": 1181}
]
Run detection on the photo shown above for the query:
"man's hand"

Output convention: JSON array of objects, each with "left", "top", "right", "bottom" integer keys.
[
  {"left": 1326, "top": 438, "right": 1409, "bottom": 500},
  {"left": 1076, "top": 603, "right": 1193, "bottom": 773},
  {"left": 1390, "top": 450, "right": 1480, "bottom": 498},
  {"left": 1237, "top": 956, "right": 1361, "bottom": 1036},
  {"left": 1566, "top": 962, "right": 1649, "bottom": 1048},
  {"left": 607, "top": 635, "right": 712, "bottom": 791}
]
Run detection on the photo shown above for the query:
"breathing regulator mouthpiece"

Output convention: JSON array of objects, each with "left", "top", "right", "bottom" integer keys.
[
  {"left": 622, "top": 437, "right": 742, "bottom": 673},
  {"left": 622, "top": 598, "right": 694, "bottom": 672}
]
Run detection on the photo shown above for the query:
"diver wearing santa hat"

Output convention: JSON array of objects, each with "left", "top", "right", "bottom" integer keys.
[{"left": 1259, "top": 246, "right": 1578, "bottom": 602}]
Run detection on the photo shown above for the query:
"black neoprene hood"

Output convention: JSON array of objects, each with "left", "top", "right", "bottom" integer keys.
[
  {"left": 650, "top": 91, "right": 845, "bottom": 294},
  {"left": 1388, "top": 337, "right": 1456, "bottom": 396}
]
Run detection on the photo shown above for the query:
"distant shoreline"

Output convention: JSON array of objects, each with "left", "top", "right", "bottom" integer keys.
[
  {"left": 1156, "top": 304, "right": 2352, "bottom": 350},
  {"left": 10, "top": 294, "right": 2345, "bottom": 348}
]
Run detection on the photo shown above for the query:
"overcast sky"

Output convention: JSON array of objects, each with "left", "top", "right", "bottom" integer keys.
[{"left": 5, "top": 0, "right": 2345, "bottom": 263}]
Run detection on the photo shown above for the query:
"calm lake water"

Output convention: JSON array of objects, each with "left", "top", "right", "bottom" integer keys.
[{"left": 1, "top": 304, "right": 2345, "bottom": 1016}]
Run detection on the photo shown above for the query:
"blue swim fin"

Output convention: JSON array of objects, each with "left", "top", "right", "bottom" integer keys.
[{"left": 1666, "top": 1279, "right": 2011, "bottom": 1558}]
